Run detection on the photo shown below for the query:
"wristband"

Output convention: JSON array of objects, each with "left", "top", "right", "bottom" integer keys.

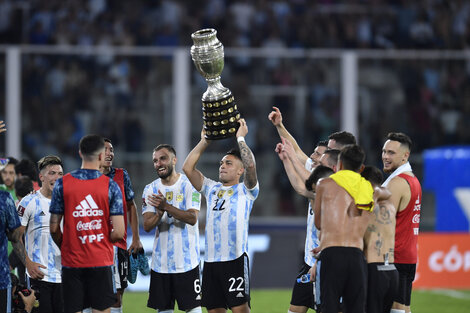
[{"left": 237, "top": 136, "right": 245, "bottom": 143}]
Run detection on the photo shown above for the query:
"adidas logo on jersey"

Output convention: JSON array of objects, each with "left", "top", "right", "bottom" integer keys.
[
  {"left": 236, "top": 292, "right": 244, "bottom": 298},
  {"left": 73, "top": 195, "right": 104, "bottom": 217},
  {"left": 195, "top": 294, "right": 201, "bottom": 300}
]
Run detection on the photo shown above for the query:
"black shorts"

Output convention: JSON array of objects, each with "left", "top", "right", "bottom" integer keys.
[
  {"left": 30, "top": 278, "right": 64, "bottom": 313},
  {"left": 367, "top": 263, "right": 398, "bottom": 313},
  {"left": 147, "top": 265, "right": 201, "bottom": 311},
  {"left": 393, "top": 263, "right": 416, "bottom": 306},
  {"left": 290, "top": 262, "right": 315, "bottom": 309},
  {"left": 319, "top": 247, "right": 367, "bottom": 313},
  {"left": 202, "top": 253, "right": 250, "bottom": 310},
  {"left": 62, "top": 266, "right": 116, "bottom": 313},
  {"left": 0, "top": 287, "right": 11, "bottom": 313},
  {"left": 113, "top": 247, "right": 129, "bottom": 290}
]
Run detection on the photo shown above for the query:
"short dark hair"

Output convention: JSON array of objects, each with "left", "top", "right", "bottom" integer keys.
[
  {"left": 305, "top": 165, "right": 334, "bottom": 191},
  {"left": 5, "top": 157, "right": 18, "bottom": 167},
  {"left": 386, "top": 132, "right": 412, "bottom": 151},
  {"left": 14, "top": 176, "right": 34, "bottom": 198},
  {"left": 79, "top": 134, "right": 105, "bottom": 159},
  {"left": 104, "top": 138, "right": 112, "bottom": 144},
  {"left": 328, "top": 131, "right": 356, "bottom": 148},
  {"left": 154, "top": 144, "right": 176, "bottom": 156},
  {"left": 339, "top": 144, "right": 365, "bottom": 172},
  {"left": 37, "top": 155, "right": 62, "bottom": 172},
  {"left": 225, "top": 148, "right": 242, "bottom": 162},
  {"left": 323, "top": 149, "right": 340, "bottom": 168},
  {"left": 15, "top": 159, "right": 38, "bottom": 181},
  {"left": 361, "top": 165, "right": 383, "bottom": 186},
  {"left": 317, "top": 140, "right": 328, "bottom": 148}
]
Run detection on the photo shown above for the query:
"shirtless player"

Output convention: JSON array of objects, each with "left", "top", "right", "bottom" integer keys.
[
  {"left": 362, "top": 165, "right": 398, "bottom": 313},
  {"left": 311, "top": 145, "right": 374, "bottom": 313}
]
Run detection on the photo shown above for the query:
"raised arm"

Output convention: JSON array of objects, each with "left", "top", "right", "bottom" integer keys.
[
  {"left": 275, "top": 142, "right": 314, "bottom": 199},
  {"left": 268, "top": 106, "right": 308, "bottom": 165},
  {"left": 236, "top": 119, "right": 258, "bottom": 189},
  {"left": 182, "top": 128, "right": 211, "bottom": 192},
  {"left": 282, "top": 137, "right": 312, "bottom": 183}
]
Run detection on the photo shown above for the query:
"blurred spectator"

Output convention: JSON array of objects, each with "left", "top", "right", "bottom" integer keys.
[{"left": 14, "top": 159, "right": 40, "bottom": 190}]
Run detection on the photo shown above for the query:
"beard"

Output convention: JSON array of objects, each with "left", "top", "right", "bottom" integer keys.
[{"left": 157, "top": 165, "right": 174, "bottom": 179}]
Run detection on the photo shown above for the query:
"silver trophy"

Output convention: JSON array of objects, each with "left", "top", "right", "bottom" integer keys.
[{"left": 191, "top": 28, "right": 240, "bottom": 140}]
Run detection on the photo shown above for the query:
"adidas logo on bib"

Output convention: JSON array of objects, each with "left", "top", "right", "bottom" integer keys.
[
  {"left": 73, "top": 194, "right": 104, "bottom": 217},
  {"left": 196, "top": 294, "right": 201, "bottom": 300},
  {"left": 236, "top": 292, "right": 244, "bottom": 298}
]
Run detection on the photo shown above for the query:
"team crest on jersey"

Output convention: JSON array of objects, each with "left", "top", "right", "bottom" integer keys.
[
  {"left": 217, "top": 190, "right": 225, "bottom": 199},
  {"left": 227, "top": 189, "right": 234, "bottom": 197},
  {"left": 166, "top": 191, "right": 173, "bottom": 201},
  {"left": 176, "top": 194, "right": 183, "bottom": 202},
  {"left": 17, "top": 205, "right": 26, "bottom": 217}
]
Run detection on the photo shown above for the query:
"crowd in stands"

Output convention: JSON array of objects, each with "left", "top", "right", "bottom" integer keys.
[{"left": 1, "top": 0, "right": 470, "bottom": 49}]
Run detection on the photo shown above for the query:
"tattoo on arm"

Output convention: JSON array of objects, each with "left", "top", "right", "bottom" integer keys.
[
  {"left": 377, "top": 204, "right": 392, "bottom": 225},
  {"left": 238, "top": 141, "right": 257, "bottom": 188}
]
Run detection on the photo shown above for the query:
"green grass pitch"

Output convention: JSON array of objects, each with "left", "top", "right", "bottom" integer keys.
[{"left": 123, "top": 289, "right": 470, "bottom": 313}]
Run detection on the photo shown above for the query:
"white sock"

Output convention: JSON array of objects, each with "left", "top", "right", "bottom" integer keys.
[
  {"left": 158, "top": 310, "right": 174, "bottom": 313},
  {"left": 186, "top": 307, "right": 202, "bottom": 313},
  {"left": 82, "top": 308, "right": 92, "bottom": 313},
  {"left": 288, "top": 311, "right": 297, "bottom": 313},
  {"left": 390, "top": 310, "right": 406, "bottom": 313},
  {"left": 110, "top": 307, "right": 123, "bottom": 313}
]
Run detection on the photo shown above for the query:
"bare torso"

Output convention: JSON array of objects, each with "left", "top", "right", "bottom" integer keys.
[
  {"left": 315, "top": 178, "right": 372, "bottom": 251},
  {"left": 363, "top": 199, "right": 397, "bottom": 263}
]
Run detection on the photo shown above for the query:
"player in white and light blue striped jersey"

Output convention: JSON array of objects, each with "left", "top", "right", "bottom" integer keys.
[
  {"left": 18, "top": 192, "right": 61, "bottom": 282},
  {"left": 17, "top": 155, "right": 64, "bottom": 313},
  {"left": 142, "top": 144, "right": 203, "bottom": 313},
  {"left": 183, "top": 119, "right": 258, "bottom": 312},
  {"left": 142, "top": 173, "right": 201, "bottom": 273},
  {"left": 201, "top": 176, "right": 259, "bottom": 262}
]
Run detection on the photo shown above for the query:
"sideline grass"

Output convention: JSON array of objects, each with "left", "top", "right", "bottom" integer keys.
[{"left": 123, "top": 289, "right": 470, "bottom": 313}]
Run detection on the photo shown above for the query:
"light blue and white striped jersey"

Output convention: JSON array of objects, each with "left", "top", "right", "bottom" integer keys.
[
  {"left": 304, "top": 158, "right": 320, "bottom": 267},
  {"left": 17, "top": 191, "right": 61, "bottom": 283},
  {"left": 305, "top": 201, "right": 320, "bottom": 266},
  {"left": 201, "top": 177, "right": 259, "bottom": 262},
  {"left": 142, "top": 174, "right": 201, "bottom": 274}
]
